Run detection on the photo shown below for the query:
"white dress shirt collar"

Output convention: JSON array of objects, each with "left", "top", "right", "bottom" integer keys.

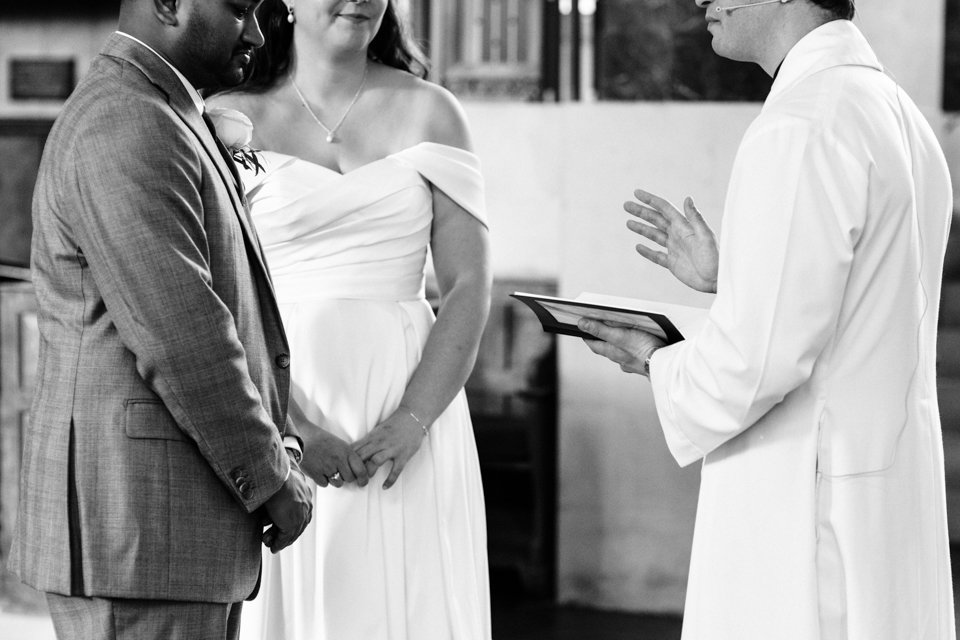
[{"left": 115, "top": 31, "right": 205, "bottom": 115}]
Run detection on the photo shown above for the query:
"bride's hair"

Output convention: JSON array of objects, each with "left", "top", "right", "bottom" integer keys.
[{"left": 238, "top": 0, "right": 430, "bottom": 94}]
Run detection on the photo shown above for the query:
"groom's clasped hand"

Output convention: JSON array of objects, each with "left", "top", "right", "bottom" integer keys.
[{"left": 262, "top": 467, "right": 313, "bottom": 554}]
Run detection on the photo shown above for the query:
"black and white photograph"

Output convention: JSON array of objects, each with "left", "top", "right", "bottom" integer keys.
[{"left": 1, "top": 1, "right": 959, "bottom": 639}]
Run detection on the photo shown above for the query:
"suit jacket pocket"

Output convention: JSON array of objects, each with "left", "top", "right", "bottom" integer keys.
[{"left": 124, "top": 399, "right": 189, "bottom": 441}]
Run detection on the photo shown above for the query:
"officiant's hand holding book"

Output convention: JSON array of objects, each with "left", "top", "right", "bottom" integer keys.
[
  {"left": 510, "top": 291, "right": 708, "bottom": 344},
  {"left": 512, "top": 291, "right": 709, "bottom": 377}
]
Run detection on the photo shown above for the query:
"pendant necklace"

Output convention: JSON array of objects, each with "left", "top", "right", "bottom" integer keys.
[{"left": 291, "top": 65, "right": 368, "bottom": 144}]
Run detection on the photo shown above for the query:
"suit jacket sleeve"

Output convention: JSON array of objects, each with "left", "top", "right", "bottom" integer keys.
[
  {"left": 650, "top": 119, "right": 868, "bottom": 467},
  {"left": 64, "top": 96, "right": 289, "bottom": 512}
]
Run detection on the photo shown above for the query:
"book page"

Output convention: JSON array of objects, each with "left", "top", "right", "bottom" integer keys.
[
  {"left": 574, "top": 292, "right": 710, "bottom": 338},
  {"left": 538, "top": 300, "right": 669, "bottom": 341}
]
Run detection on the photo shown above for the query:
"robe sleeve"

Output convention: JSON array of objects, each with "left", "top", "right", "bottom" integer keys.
[{"left": 650, "top": 118, "right": 868, "bottom": 467}]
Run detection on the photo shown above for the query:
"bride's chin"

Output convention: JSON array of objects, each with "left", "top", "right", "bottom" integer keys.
[{"left": 328, "top": 24, "right": 376, "bottom": 43}]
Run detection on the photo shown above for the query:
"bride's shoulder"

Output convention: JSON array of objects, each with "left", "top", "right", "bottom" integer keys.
[
  {"left": 377, "top": 68, "right": 471, "bottom": 149},
  {"left": 381, "top": 68, "right": 458, "bottom": 105},
  {"left": 416, "top": 83, "right": 472, "bottom": 149}
]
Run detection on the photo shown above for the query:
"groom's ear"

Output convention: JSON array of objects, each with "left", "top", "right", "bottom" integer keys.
[{"left": 153, "top": 0, "right": 181, "bottom": 26}]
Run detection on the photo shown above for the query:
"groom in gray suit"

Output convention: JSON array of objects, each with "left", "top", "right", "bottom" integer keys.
[{"left": 8, "top": 0, "right": 312, "bottom": 638}]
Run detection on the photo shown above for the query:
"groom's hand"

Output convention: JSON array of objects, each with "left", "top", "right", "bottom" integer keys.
[{"left": 262, "top": 467, "right": 312, "bottom": 553}]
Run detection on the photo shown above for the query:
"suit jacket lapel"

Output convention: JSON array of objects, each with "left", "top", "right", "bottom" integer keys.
[{"left": 99, "top": 34, "right": 273, "bottom": 285}]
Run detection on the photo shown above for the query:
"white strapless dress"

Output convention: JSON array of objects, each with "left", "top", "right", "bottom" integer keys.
[{"left": 237, "top": 143, "right": 491, "bottom": 640}]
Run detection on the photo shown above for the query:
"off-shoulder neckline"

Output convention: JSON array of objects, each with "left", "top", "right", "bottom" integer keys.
[{"left": 258, "top": 141, "right": 476, "bottom": 177}]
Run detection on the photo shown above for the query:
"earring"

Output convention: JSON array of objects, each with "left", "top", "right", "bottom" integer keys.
[{"left": 286, "top": 4, "right": 296, "bottom": 24}]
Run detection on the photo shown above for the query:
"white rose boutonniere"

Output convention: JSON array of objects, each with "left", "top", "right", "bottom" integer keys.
[{"left": 206, "top": 106, "right": 264, "bottom": 175}]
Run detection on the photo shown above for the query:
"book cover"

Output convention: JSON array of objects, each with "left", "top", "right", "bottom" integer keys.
[{"left": 510, "top": 291, "right": 709, "bottom": 345}]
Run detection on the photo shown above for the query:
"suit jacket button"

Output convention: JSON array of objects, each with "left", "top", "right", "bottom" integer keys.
[
  {"left": 237, "top": 482, "right": 251, "bottom": 498},
  {"left": 234, "top": 475, "right": 247, "bottom": 488},
  {"left": 275, "top": 354, "right": 290, "bottom": 369}
]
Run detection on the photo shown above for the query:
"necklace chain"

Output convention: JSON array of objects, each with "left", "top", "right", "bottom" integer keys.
[{"left": 291, "top": 66, "right": 368, "bottom": 144}]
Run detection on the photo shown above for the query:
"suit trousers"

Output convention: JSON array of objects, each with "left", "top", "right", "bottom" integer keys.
[{"left": 46, "top": 594, "right": 243, "bottom": 640}]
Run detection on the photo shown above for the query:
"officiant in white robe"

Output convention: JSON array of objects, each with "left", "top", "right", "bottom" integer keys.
[{"left": 580, "top": 2, "right": 956, "bottom": 638}]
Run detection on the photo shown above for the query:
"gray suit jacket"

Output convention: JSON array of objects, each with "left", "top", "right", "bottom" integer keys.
[{"left": 9, "top": 33, "right": 295, "bottom": 603}]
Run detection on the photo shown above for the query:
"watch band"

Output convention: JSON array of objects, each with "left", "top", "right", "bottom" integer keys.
[{"left": 285, "top": 446, "right": 302, "bottom": 465}]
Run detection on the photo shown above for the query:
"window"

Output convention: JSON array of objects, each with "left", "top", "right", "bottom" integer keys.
[
  {"left": 595, "top": 0, "right": 770, "bottom": 101},
  {"left": 413, "top": 0, "right": 545, "bottom": 100},
  {"left": 412, "top": 0, "right": 771, "bottom": 102}
]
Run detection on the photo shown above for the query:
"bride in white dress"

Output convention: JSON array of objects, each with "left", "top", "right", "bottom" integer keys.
[{"left": 208, "top": 1, "right": 492, "bottom": 638}]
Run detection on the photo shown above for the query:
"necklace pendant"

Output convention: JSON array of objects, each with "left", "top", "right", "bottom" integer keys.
[{"left": 291, "top": 67, "right": 366, "bottom": 148}]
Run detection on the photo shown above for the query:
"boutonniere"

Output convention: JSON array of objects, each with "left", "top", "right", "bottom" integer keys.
[{"left": 205, "top": 106, "right": 264, "bottom": 175}]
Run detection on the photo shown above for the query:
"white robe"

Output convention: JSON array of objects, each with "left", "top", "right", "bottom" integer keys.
[{"left": 649, "top": 21, "right": 955, "bottom": 639}]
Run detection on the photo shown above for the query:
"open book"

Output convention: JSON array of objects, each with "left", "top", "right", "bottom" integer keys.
[{"left": 510, "top": 291, "right": 709, "bottom": 345}]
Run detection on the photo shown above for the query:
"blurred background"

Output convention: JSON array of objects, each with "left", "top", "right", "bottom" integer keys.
[{"left": 1, "top": 1, "right": 959, "bottom": 638}]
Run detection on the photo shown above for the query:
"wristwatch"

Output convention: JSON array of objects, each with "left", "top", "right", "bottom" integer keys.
[
  {"left": 643, "top": 352, "right": 654, "bottom": 376},
  {"left": 285, "top": 446, "right": 302, "bottom": 465}
]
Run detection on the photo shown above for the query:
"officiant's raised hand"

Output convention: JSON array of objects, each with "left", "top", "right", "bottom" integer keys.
[{"left": 625, "top": 190, "right": 718, "bottom": 294}]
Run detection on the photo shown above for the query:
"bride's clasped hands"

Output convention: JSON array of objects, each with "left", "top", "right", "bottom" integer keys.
[
  {"left": 353, "top": 408, "right": 430, "bottom": 489},
  {"left": 299, "top": 425, "right": 369, "bottom": 488},
  {"left": 297, "top": 410, "right": 428, "bottom": 491}
]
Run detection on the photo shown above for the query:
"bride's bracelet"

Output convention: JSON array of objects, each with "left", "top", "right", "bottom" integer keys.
[{"left": 404, "top": 407, "right": 430, "bottom": 437}]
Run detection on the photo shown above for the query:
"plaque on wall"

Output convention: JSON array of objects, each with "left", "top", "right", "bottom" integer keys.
[
  {"left": 0, "top": 0, "right": 119, "bottom": 17},
  {"left": 9, "top": 59, "right": 76, "bottom": 101},
  {"left": 0, "top": 120, "right": 51, "bottom": 281}
]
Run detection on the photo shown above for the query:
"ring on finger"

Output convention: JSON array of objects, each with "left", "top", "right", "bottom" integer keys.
[{"left": 329, "top": 471, "right": 343, "bottom": 482}]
